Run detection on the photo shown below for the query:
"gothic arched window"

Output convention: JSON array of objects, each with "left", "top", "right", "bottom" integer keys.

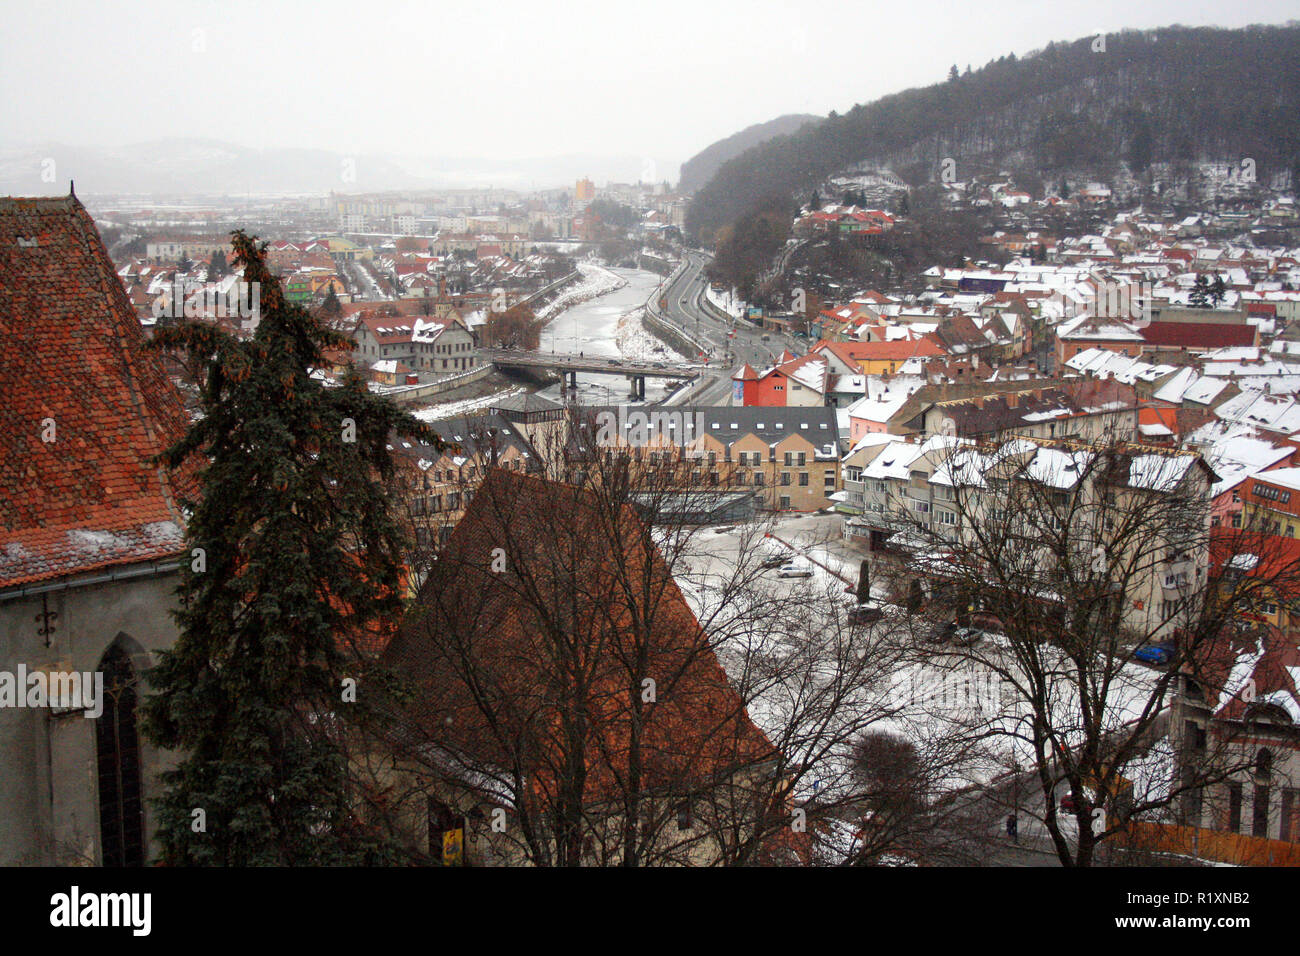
[{"left": 96, "top": 643, "right": 144, "bottom": 866}]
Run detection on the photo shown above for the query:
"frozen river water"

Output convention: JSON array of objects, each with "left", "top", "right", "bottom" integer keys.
[{"left": 536, "top": 266, "right": 681, "bottom": 405}]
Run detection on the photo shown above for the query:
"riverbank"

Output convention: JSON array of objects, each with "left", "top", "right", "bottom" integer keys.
[{"left": 535, "top": 261, "right": 627, "bottom": 323}]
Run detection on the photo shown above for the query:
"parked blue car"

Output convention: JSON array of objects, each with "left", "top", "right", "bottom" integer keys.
[{"left": 1134, "top": 643, "right": 1174, "bottom": 665}]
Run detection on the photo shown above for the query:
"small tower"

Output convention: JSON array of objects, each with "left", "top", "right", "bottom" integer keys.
[{"left": 731, "top": 363, "right": 759, "bottom": 406}]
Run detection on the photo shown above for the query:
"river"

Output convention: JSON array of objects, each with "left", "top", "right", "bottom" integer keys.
[{"left": 535, "top": 266, "right": 680, "bottom": 405}]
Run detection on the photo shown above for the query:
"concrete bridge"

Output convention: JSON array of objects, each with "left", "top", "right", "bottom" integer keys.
[{"left": 481, "top": 347, "right": 700, "bottom": 399}]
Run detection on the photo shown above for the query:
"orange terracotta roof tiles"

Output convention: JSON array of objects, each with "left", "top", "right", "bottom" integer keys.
[
  {"left": 0, "top": 194, "right": 194, "bottom": 589},
  {"left": 386, "top": 469, "right": 775, "bottom": 800}
]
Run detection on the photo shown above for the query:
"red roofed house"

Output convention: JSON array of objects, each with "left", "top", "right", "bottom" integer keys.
[
  {"left": 0, "top": 193, "right": 196, "bottom": 865},
  {"left": 811, "top": 336, "right": 947, "bottom": 376},
  {"left": 743, "top": 352, "right": 831, "bottom": 407},
  {"left": 352, "top": 311, "right": 477, "bottom": 377},
  {"left": 379, "top": 470, "right": 788, "bottom": 865}
]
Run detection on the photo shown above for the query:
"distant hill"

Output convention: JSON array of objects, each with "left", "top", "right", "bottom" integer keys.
[
  {"left": 0, "top": 139, "right": 657, "bottom": 196},
  {"left": 688, "top": 24, "right": 1300, "bottom": 241},
  {"left": 678, "top": 114, "right": 821, "bottom": 194}
]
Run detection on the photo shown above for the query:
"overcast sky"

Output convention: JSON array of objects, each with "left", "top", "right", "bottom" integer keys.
[{"left": 3, "top": 0, "right": 1296, "bottom": 180}]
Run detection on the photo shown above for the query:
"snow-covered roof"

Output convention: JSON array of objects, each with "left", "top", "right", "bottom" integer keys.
[
  {"left": 1187, "top": 421, "right": 1294, "bottom": 497},
  {"left": 1127, "top": 454, "right": 1195, "bottom": 492}
]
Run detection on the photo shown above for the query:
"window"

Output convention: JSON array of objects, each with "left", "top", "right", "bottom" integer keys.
[
  {"left": 797, "top": 452, "right": 806, "bottom": 466},
  {"left": 779, "top": 495, "right": 791, "bottom": 509},
  {"left": 97, "top": 643, "right": 144, "bottom": 867},
  {"left": 1256, "top": 748, "right": 1274, "bottom": 777},
  {"left": 1228, "top": 783, "right": 1243, "bottom": 832},
  {"left": 781, "top": 473, "right": 791, "bottom": 486},
  {"left": 1282, "top": 789, "right": 1299, "bottom": 842},
  {"left": 675, "top": 801, "right": 693, "bottom": 832},
  {"left": 824, "top": 471, "right": 836, "bottom": 488},
  {"left": 1253, "top": 785, "right": 1270, "bottom": 838},
  {"left": 1253, "top": 484, "right": 1292, "bottom": 504},
  {"left": 799, "top": 473, "right": 809, "bottom": 487},
  {"left": 783, "top": 452, "right": 793, "bottom": 466}
]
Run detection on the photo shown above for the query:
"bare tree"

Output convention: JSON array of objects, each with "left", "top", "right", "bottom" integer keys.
[
  {"left": 863, "top": 430, "right": 1300, "bottom": 865},
  {"left": 365, "top": 408, "right": 994, "bottom": 866}
]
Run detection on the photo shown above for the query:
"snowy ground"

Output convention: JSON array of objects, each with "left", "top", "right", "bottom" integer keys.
[
  {"left": 412, "top": 386, "right": 525, "bottom": 422},
  {"left": 670, "top": 508, "right": 1174, "bottom": 856},
  {"left": 615, "top": 306, "right": 687, "bottom": 364},
  {"left": 535, "top": 261, "right": 626, "bottom": 322},
  {"left": 706, "top": 284, "right": 746, "bottom": 320}
]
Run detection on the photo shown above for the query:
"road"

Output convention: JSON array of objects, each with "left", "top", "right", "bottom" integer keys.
[{"left": 657, "top": 249, "right": 809, "bottom": 407}]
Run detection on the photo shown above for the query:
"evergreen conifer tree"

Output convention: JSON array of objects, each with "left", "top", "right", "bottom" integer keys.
[{"left": 142, "top": 230, "right": 442, "bottom": 865}]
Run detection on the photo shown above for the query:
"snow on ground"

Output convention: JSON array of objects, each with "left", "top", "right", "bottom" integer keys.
[
  {"left": 706, "top": 283, "right": 746, "bottom": 320},
  {"left": 535, "top": 262, "right": 626, "bottom": 322},
  {"left": 615, "top": 306, "right": 687, "bottom": 363},
  {"left": 412, "top": 386, "right": 524, "bottom": 422},
  {"left": 671, "top": 510, "right": 1172, "bottom": 825}
]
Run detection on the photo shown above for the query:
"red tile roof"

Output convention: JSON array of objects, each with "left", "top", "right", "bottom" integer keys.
[
  {"left": 386, "top": 469, "right": 775, "bottom": 801},
  {"left": 0, "top": 195, "right": 194, "bottom": 589},
  {"left": 1140, "top": 321, "right": 1256, "bottom": 350},
  {"left": 813, "top": 336, "right": 946, "bottom": 365}
]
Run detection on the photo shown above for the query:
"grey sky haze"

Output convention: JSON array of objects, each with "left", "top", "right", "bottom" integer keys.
[{"left": 2, "top": 0, "right": 1296, "bottom": 183}]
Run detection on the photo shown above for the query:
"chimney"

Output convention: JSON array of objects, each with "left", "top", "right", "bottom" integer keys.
[{"left": 1007, "top": 392, "right": 1019, "bottom": 408}]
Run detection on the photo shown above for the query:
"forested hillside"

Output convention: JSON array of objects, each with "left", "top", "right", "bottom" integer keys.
[
  {"left": 679, "top": 114, "right": 821, "bottom": 194},
  {"left": 687, "top": 24, "right": 1300, "bottom": 243}
]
